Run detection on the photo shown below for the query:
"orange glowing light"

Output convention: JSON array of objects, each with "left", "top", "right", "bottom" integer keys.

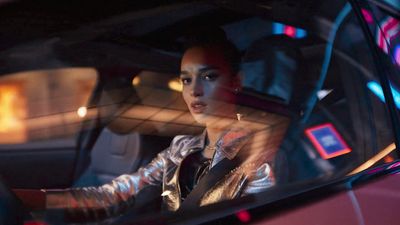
[
  {"left": 132, "top": 76, "right": 141, "bottom": 86},
  {"left": 384, "top": 155, "right": 394, "bottom": 163},
  {"left": 0, "top": 84, "right": 27, "bottom": 143},
  {"left": 0, "top": 86, "right": 23, "bottom": 132},
  {"left": 168, "top": 78, "right": 183, "bottom": 92}
]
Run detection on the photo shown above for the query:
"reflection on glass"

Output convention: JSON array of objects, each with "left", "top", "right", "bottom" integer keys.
[
  {"left": 168, "top": 78, "right": 183, "bottom": 92},
  {"left": 132, "top": 76, "right": 141, "bottom": 86},
  {"left": 77, "top": 106, "right": 88, "bottom": 118},
  {"left": 0, "top": 84, "right": 26, "bottom": 143},
  {"left": 349, "top": 143, "right": 396, "bottom": 175},
  {"left": 0, "top": 68, "right": 97, "bottom": 143}
]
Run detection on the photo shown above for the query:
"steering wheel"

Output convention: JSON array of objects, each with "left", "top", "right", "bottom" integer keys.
[{"left": 0, "top": 175, "right": 24, "bottom": 225}]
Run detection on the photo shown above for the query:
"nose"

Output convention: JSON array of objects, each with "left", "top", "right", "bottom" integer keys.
[{"left": 191, "top": 78, "right": 204, "bottom": 97}]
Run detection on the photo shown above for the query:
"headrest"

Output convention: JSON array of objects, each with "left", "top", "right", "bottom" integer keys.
[{"left": 241, "top": 35, "right": 308, "bottom": 114}]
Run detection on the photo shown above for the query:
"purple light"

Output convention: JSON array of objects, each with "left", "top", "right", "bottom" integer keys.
[
  {"left": 395, "top": 45, "right": 400, "bottom": 66},
  {"left": 367, "top": 167, "right": 385, "bottom": 175},
  {"left": 388, "top": 161, "right": 400, "bottom": 170}
]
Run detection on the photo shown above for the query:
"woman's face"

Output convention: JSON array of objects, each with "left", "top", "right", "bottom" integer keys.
[{"left": 180, "top": 46, "right": 238, "bottom": 125}]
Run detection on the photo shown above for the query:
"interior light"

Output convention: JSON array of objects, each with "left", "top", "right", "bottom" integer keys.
[
  {"left": 348, "top": 142, "right": 396, "bottom": 175},
  {"left": 367, "top": 81, "right": 400, "bottom": 108},
  {"left": 305, "top": 123, "right": 351, "bottom": 159},
  {"left": 273, "top": 23, "right": 284, "bottom": 35},
  {"left": 0, "top": 86, "right": 24, "bottom": 132},
  {"left": 384, "top": 155, "right": 394, "bottom": 163},
  {"left": 361, "top": 9, "right": 373, "bottom": 24},
  {"left": 273, "top": 22, "right": 307, "bottom": 38},
  {"left": 236, "top": 210, "right": 251, "bottom": 223},
  {"left": 395, "top": 45, "right": 400, "bottom": 66},
  {"left": 376, "top": 17, "right": 399, "bottom": 54},
  {"left": 168, "top": 78, "right": 183, "bottom": 92},
  {"left": 296, "top": 28, "right": 307, "bottom": 38},
  {"left": 132, "top": 76, "right": 141, "bottom": 86},
  {"left": 77, "top": 106, "right": 87, "bottom": 118},
  {"left": 284, "top": 25, "right": 296, "bottom": 38},
  {"left": 317, "top": 89, "right": 333, "bottom": 100}
]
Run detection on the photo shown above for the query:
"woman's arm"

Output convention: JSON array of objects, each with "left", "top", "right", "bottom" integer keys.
[
  {"left": 20, "top": 147, "right": 170, "bottom": 220},
  {"left": 13, "top": 189, "right": 46, "bottom": 211}
]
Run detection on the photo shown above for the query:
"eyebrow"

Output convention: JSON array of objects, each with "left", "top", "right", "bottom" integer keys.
[
  {"left": 179, "top": 71, "right": 190, "bottom": 76},
  {"left": 180, "top": 66, "right": 219, "bottom": 76}
]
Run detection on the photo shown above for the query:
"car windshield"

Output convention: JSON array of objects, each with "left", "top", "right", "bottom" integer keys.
[{"left": 0, "top": 0, "right": 399, "bottom": 224}]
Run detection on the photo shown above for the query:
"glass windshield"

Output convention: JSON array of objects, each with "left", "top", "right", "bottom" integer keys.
[{"left": 0, "top": 0, "right": 398, "bottom": 224}]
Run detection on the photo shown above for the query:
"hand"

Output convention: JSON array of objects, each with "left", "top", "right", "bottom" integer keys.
[{"left": 13, "top": 189, "right": 46, "bottom": 211}]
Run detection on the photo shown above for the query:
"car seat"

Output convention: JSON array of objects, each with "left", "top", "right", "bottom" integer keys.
[
  {"left": 241, "top": 35, "right": 324, "bottom": 184},
  {"left": 73, "top": 127, "right": 171, "bottom": 187},
  {"left": 73, "top": 70, "right": 172, "bottom": 187}
]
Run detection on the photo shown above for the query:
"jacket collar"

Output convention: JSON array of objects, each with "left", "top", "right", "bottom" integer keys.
[{"left": 191, "top": 128, "right": 253, "bottom": 161}]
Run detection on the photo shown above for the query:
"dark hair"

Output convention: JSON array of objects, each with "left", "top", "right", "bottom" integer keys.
[{"left": 181, "top": 27, "right": 241, "bottom": 75}]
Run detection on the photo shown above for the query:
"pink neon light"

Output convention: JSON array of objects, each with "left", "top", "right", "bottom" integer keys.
[
  {"left": 388, "top": 161, "right": 400, "bottom": 170},
  {"left": 361, "top": 9, "right": 373, "bottom": 23},
  {"left": 284, "top": 25, "right": 296, "bottom": 38},
  {"left": 377, "top": 17, "right": 400, "bottom": 53},
  {"left": 366, "top": 167, "right": 385, "bottom": 175},
  {"left": 378, "top": 29, "right": 388, "bottom": 53},
  {"left": 305, "top": 123, "right": 352, "bottom": 159},
  {"left": 236, "top": 210, "right": 251, "bottom": 223}
]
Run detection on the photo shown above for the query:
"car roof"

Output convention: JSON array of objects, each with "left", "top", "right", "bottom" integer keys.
[{"left": 0, "top": 0, "right": 339, "bottom": 75}]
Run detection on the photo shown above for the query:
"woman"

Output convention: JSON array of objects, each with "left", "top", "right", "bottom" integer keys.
[{"left": 17, "top": 31, "right": 283, "bottom": 220}]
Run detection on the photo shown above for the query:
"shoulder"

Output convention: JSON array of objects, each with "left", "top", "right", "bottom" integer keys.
[{"left": 168, "top": 134, "right": 204, "bottom": 163}]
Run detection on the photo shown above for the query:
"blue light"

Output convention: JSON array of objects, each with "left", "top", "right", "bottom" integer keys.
[
  {"left": 272, "top": 22, "right": 308, "bottom": 38},
  {"left": 296, "top": 28, "right": 307, "bottom": 38},
  {"left": 367, "top": 81, "right": 400, "bottom": 108},
  {"left": 273, "top": 23, "right": 284, "bottom": 35}
]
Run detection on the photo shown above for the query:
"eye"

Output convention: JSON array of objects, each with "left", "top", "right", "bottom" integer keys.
[
  {"left": 202, "top": 72, "right": 219, "bottom": 81},
  {"left": 180, "top": 77, "right": 191, "bottom": 85}
]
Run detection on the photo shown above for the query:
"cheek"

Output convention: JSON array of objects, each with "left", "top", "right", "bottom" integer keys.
[
  {"left": 182, "top": 89, "right": 191, "bottom": 105},
  {"left": 207, "top": 80, "right": 234, "bottom": 100}
]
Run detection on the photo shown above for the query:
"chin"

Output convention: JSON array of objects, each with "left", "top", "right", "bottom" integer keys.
[{"left": 192, "top": 114, "right": 209, "bottom": 125}]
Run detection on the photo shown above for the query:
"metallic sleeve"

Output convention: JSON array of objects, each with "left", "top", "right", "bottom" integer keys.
[{"left": 45, "top": 147, "right": 170, "bottom": 219}]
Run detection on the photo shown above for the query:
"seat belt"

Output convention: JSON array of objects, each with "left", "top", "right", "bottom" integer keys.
[{"left": 178, "top": 157, "right": 241, "bottom": 211}]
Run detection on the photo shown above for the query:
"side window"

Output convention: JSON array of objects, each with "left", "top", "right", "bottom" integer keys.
[
  {"left": 0, "top": 68, "right": 97, "bottom": 148},
  {"left": 362, "top": 0, "right": 400, "bottom": 123},
  {"left": 253, "top": 2, "right": 399, "bottom": 184},
  {"left": 298, "top": 2, "right": 398, "bottom": 178}
]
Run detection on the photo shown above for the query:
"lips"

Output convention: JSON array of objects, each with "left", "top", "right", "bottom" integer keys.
[{"left": 190, "top": 101, "right": 207, "bottom": 114}]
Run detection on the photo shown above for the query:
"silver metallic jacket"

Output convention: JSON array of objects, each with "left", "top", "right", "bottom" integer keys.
[{"left": 46, "top": 130, "right": 275, "bottom": 218}]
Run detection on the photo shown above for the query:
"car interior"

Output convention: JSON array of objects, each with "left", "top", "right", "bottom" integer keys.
[{"left": 0, "top": 0, "right": 398, "bottom": 224}]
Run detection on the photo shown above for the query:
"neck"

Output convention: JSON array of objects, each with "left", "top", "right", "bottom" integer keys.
[
  {"left": 206, "top": 126, "right": 223, "bottom": 146},
  {"left": 202, "top": 126, "right": 226, "bottom": 159}
]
